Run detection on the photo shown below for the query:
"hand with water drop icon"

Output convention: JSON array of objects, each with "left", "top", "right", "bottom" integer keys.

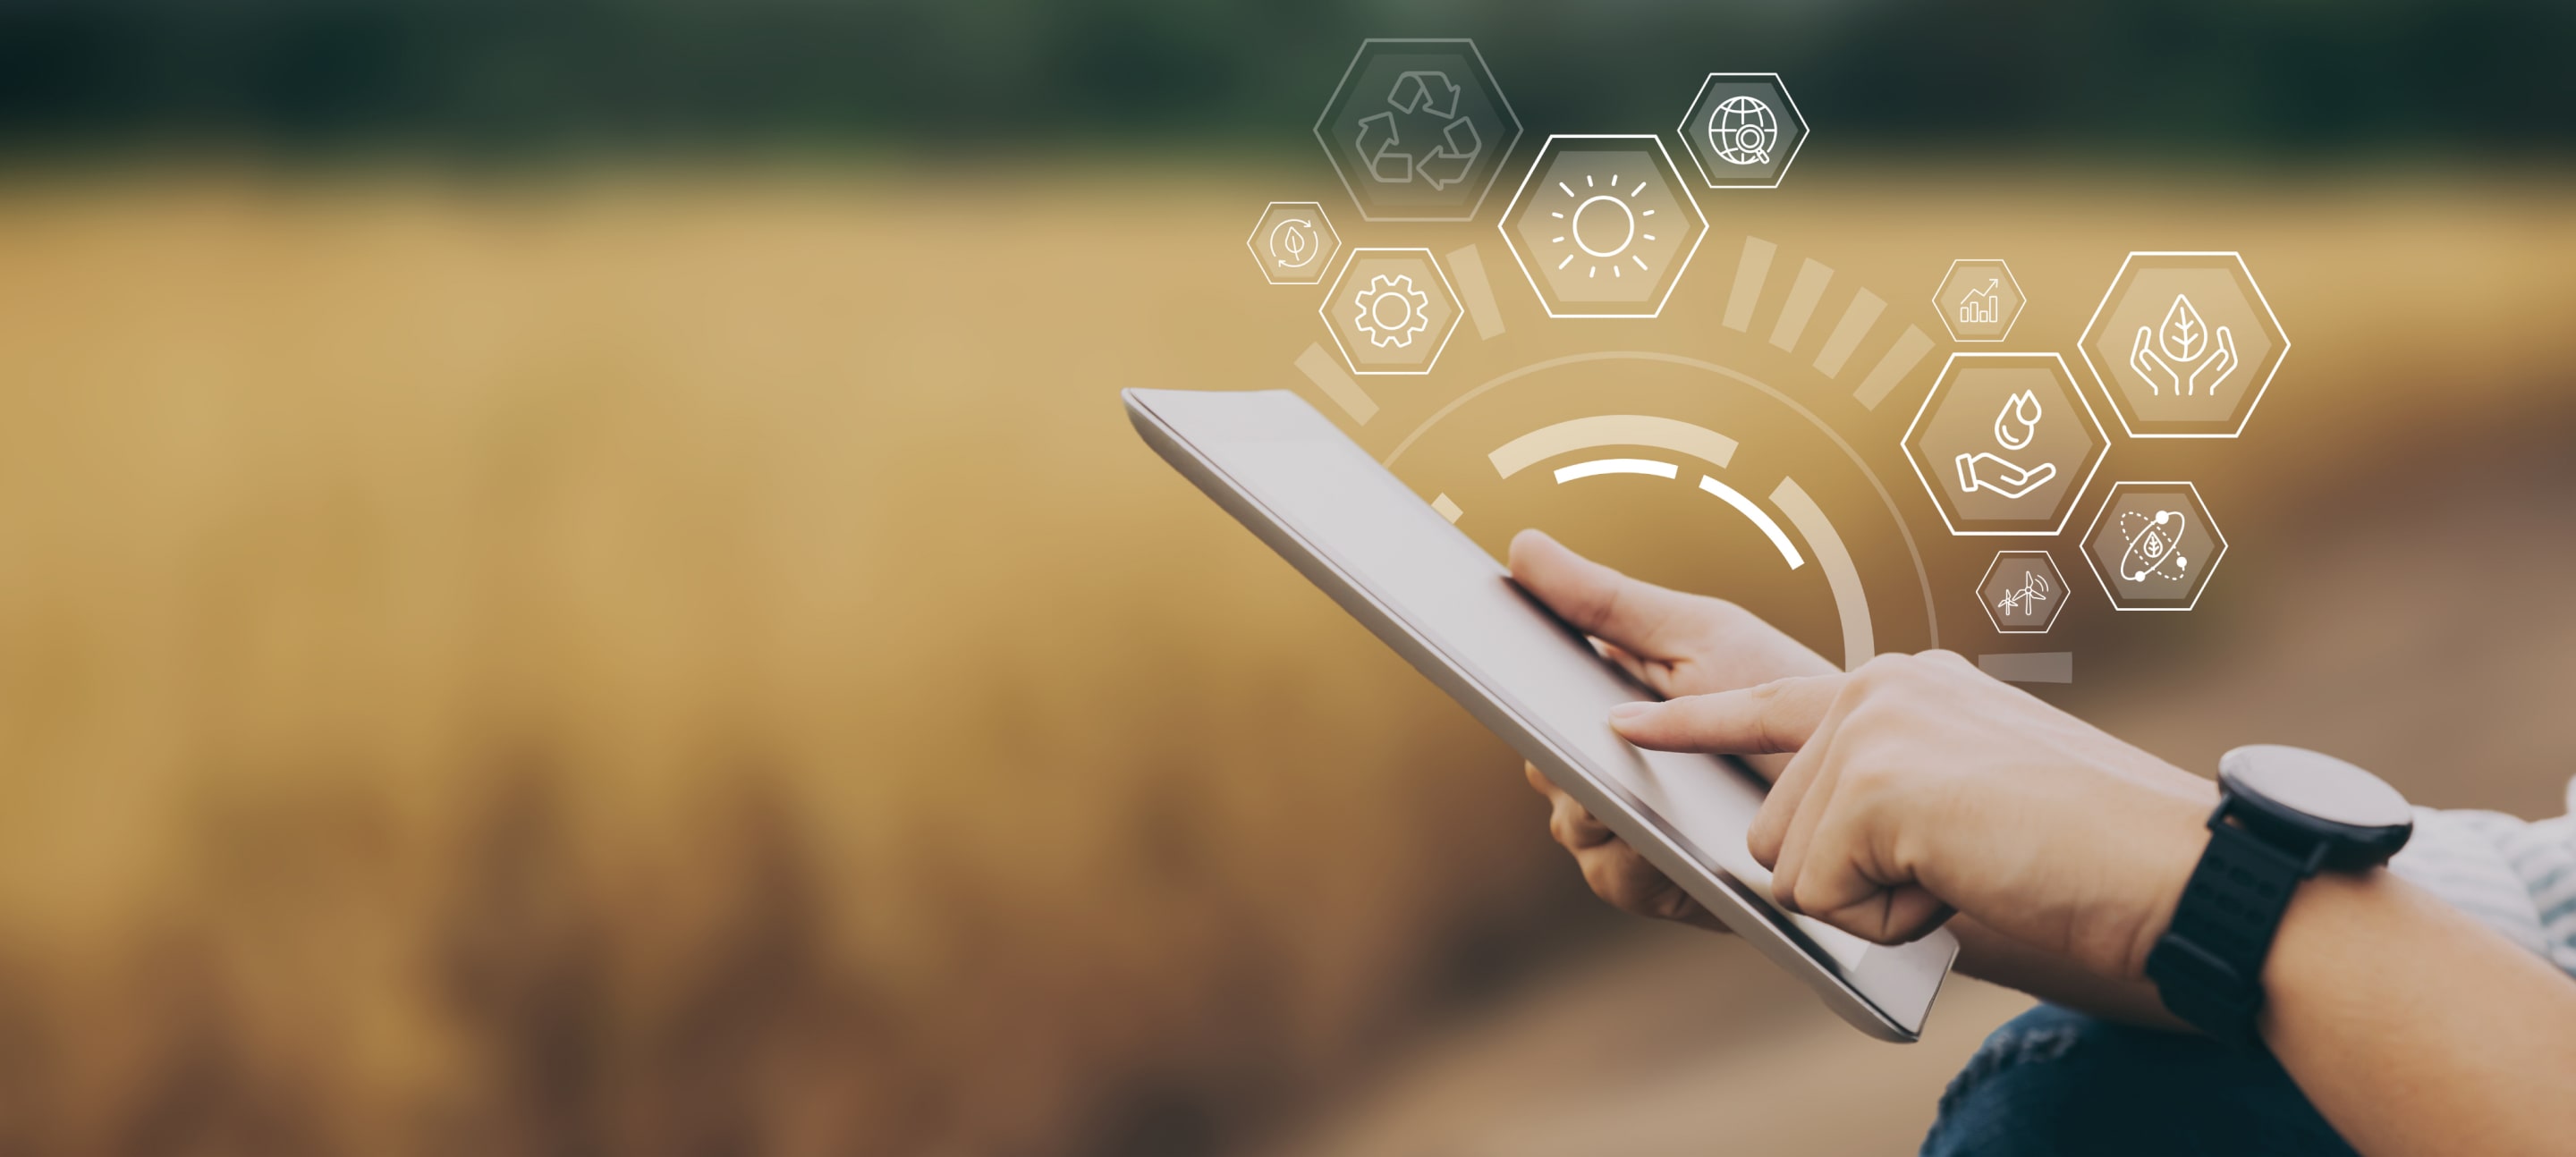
[
  {"left": 2129, "top": 293, "right": 2239, "bottom": 397},
  {"left": 1954, "top": 389, "right": 2058, "bottom": 500}
]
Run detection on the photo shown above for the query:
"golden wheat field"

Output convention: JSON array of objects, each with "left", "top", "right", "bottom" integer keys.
[{"left": 0, "top": 161, "right": 2569, "bottom": 1155}]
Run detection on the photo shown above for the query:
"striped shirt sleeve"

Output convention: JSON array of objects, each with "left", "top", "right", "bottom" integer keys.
[{"left": 2386, "top": 776, "right": 2576, "bottom": 978}]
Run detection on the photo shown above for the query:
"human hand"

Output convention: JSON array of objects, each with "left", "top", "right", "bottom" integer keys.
[
  {"left": 1953, "top": 452, "right": 2058, "bottom": 500},
  {"left": 2134, "top": 321, "right": 2240, "bottom": 398},
  {"left": 1506, "top": 529, "right": 1835, "bottom": 928},
  {"left": 2130, "top": 325, "right": 2178, "bottom": 396},
  {"left": 1608, "top": 651, "right": 2217, "bottom": 982},
  {"left": 2190, "top": 325, "right": 2238, "bottom": 396},
  {"left": 1525, "top": 760, "right": 1730, "bottom": 932},
  {"left": 1506, "top": 528, "right": 1836, "bottom": 722}
]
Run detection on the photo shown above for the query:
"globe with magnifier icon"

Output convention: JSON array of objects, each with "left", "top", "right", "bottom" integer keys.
[{"left": 1709, "top": 96, "right": 1778, "bottom": 166}]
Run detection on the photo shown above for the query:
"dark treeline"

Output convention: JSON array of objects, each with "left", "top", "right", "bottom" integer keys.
[{"left": 0, "top": 0, "right": 2567, "bottom": 154}]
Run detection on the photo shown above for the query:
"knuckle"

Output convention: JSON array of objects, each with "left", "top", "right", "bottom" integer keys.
[
  {"left": 1647, "top": 886, "right": 1698, "bottom": 923},
  {"left": 1835, "top": 695, "right": 1882, "bottom": 730},
  {"left": 1847, "top": 652, "right": 1954, "bottom": 707},
  {"left": 1861, "top": 652, "right": 1914, "bottom": 675},
  {"left": 1842, "top": 757, "right": 1900, "bottom": 798},
  {"left": 1693, "top": 595, "right": 1750, "bottom": 631},
  {"left": 1789, "top": 877, "right": 1835, "bottom": 918},
  {"left": 1742, "top": 682, "right": 1793, "bottom": 750},
  {"left": 1593, "top": 583, "right": 1633, "bottom": 632},
  {"left": 1581, "top": 856, "right": 1643, "bottom": 911},
  {"left": 1848, "top": 653, "right": 1912, "bottom": 694},
  {"left": 1741, "top": 675, "right": 1803, "bottom": 747},
  {"left": 1546, "top": 806, "right": 1580, "bottom": 850},
  {"left": 1580, "top": 862, "right": 1621, "bottom": 906}
]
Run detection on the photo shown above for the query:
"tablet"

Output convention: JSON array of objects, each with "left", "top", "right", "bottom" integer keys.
[{"left": 1126, "top": 387, "right": 1954, "bottom": 1042}]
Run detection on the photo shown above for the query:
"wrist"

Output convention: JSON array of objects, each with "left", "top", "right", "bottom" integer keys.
[
  {"left": 2119, "top": 783, "right": 2217, "bottom": 981},
  {"left": 2141, "top": 747, "right": 2413, "bottom": 1044},
  {"left": 2253, "top": 867, "right": 2401, "bottom": 1038}
]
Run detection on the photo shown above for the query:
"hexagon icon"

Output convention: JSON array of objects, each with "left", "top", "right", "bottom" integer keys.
[
  {"left": 2082, "top": 481, "right": 2227, "bottom": 612},
  {"left": 1500, "top": 135, "right": 1707, "bottom": 319},
  {"left": 1245, "top": 202, "right": 1342, "bottom": 285},
  {"left": 1903, "top": 352, "right": 2108, "bottom": 536},
  {"left": 1675, "top": 73, "right": 1809, "bottom": 190},
  {"left": 1314, "top": 39, "right": 1523, "bottom": 223},
  {"left": 1319, "top": 248, "right": 1462, "bottom": 376},
  {"left": 1978, "top": 551, "right": 2069, "bottom": 634},
  {"left": 1936, "top": 258, "right": 2025, "bottom": 342},
  {"left": 2079, "top": 251, "right": 2289, "bottom": 438}
]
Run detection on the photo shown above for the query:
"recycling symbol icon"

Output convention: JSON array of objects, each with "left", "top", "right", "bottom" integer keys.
[
  {"left": 1354, "top": 72, "right": 1481, "bottom": 190},
  {"left": 1313, "top": 39, "right": 1521, "bottom": 222}
]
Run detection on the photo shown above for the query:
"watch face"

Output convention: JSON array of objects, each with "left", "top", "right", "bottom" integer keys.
[{"left": 2221, "top": 745, "right": 2412, "bottom": 830}]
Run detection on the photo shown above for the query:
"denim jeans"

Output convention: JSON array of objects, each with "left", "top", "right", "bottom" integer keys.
[{"left": 1919, "top": 1004, "right": 2360, "bottom": 1157}]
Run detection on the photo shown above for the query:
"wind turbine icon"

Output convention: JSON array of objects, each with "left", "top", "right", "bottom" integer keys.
[{"left": 1996, "top": 568, "right": 2052, "bottom": 619}]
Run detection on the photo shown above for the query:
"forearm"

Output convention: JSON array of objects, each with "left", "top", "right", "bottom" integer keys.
[
  {"left": 1949, "top": 916, "right": 2185, "bottom": 1030},
  {"left": 2261, "top": 869, "right": 2576, "bottom": 1156}
]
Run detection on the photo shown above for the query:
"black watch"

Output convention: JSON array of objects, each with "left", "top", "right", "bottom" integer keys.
[{"left": 2145, "top": 744, "right": 2413, "bottom": 1048}]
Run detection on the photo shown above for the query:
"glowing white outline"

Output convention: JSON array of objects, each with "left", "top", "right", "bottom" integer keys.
[
  {"left": 1975, "top": 550, "right": 2067, "bottom": 635},
  {"left": 1402, "top": 361, "right": 1928, "bottom": 663},
  {"left": 1311, "top": 38, "right": 1525, "bottom": 224},
  {"left": 2079, "top": 480, "right": 2228, "bottom": 612},
  {"left": 1769, "top": 477, "right": 1873, "bottom": 670},
  {"left": 2076, "top": 250, "right": 2290, "bottom": 440},
  {"left": 1673, "top": 72, "right": 1810, "bottom": 190},
  {"left": 1317, "top": 247, "right": 1463, "bottom": 377},
  {"left": 1243, "top": 200, "right": 1342, "bottom": 286},
  {"left": 1933, "top": 258, "right": 2025, "bottom": 343},
  {"left": 1699, "top": 475, "right": 1806, "bottom": 570},
  {"left": 1489, "top": 414, "right": 1737, "bottom": 475},
  {"left": 1552, "top": 458, "right": 1678, "bottom": 483},
  {"left": 1901, "top": 351, "right": 2111, "bottom": 537},
  {"left": 1496, "top": 134, "right": 1708, "bottom": 320}
]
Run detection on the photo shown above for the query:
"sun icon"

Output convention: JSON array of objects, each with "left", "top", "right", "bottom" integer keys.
[
  {"left": 1546, "top": 172, "right": 1659, "bottom": 281},
  {"left": 1505, "top": 139, "right": 1703, "bottom": 317}
]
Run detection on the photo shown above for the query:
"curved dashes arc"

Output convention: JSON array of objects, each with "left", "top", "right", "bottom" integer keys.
[
  {"left": 1693, "top": 474, "right": 1804, "bottom": 570},
  {"left": 1552, "top": 458, "right": 1677, "bottom": 483},
  {"left": 1487, "top": 413, "right": 1736, "bottom": 476},
  {"left": 1389, "top": 351, "right": 1938, "bottom": 660},
  {"left": 1473, "top": 412, "right": 1874, "bottom": 671}
]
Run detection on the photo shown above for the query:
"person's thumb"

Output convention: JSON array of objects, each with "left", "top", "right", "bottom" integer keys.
[{"left": 1607, "top": 675, "right": 1842, "bottom": 755}]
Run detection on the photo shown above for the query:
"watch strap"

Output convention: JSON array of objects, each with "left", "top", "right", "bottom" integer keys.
[{"left": 2145, "top": 816, "right": 2318, "bottom": 1048}]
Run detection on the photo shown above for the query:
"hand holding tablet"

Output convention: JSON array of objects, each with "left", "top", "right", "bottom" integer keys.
[{"left": 1127, "top": 387, "right": 1955, "bottom": 1039}]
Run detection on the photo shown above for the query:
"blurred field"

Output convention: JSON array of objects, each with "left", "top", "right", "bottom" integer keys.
[{"left": 0, "top": 161, "right": 2567, "bottom": 1155}]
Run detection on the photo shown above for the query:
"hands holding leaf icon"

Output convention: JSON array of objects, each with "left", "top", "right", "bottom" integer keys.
[
  {"left": 2132, "top": 291, "right": 2235, "bottom": 393},
  {"left": 2130, "top": 293, "right": 2238, "bottom": 396}
]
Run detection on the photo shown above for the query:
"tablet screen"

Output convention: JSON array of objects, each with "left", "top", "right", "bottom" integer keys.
[
  {"left": 1132, "top": 389, "right": 1954, "bottom": 1037},
  {"left": 1184, "top": 393, "right": 1878, "bottom": 969}
]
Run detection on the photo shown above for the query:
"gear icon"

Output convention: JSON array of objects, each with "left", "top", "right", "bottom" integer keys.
[{"left": 1352, "top": 274, "right": 1432, "bottom": 348}]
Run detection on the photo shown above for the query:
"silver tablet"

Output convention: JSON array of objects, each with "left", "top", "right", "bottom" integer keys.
[{"left": 1127, "top": 387, "right": 1955, "bottom": 1042}]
